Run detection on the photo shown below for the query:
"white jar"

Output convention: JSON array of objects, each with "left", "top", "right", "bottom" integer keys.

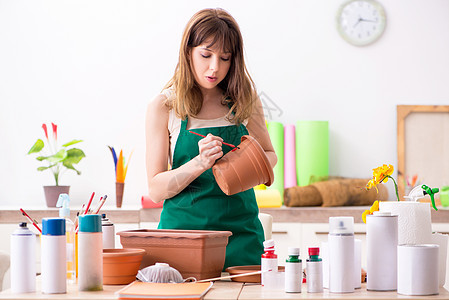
[
  {"left": 78, "top": 214, "right": 103, "bottom": 291},
  {"left": 41, "top": 218, "right": 67, "bottom": 294},
  {"left": 10, "top": 223, "right": 36, "bottom": 293}
]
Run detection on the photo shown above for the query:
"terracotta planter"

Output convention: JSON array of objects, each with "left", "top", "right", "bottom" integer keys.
[
  {"left": 212, "top": 135, "right": 274, "bottom": 196},
  {"left": 43, "top": 185, "right": 70, "bottom": 207},
  {"left": 103, "top": 248, "right": 145, "bottom": 285},
  {"left": 116, "top": 182, "right": 124, "bottom": 208},
  {"left": 117, "top": 229, "right": 232, "bottom": 280}
]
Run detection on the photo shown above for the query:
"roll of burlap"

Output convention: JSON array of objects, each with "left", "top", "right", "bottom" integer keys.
[{"left": 284, "top": 178, "right": 388, "bottom": 207}]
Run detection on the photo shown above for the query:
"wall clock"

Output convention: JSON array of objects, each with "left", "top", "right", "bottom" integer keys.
[{"left": 336, "top": 0, "right": 386, "bottom": 46}]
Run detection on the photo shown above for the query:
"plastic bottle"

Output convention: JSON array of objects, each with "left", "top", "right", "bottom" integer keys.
[
  {"left": 78, "top": 214, "right": 103, "bottom": 291},
  {"left": 284, "top": 247, "right": 302, "bottom": 293},
  {"left": 10, "top": 222, "right": 36, "bottom": 293},
  {"left": 306, "top": 247, "right": 323, "bottom": 293},
  {"left": 56, "top": 194, "right": 76, "bottom": 283},
  {"left": 101, "top": 214, "right": 115, "bottom": 249},
  {"left": 41, "top": 218, "right": 67, "bottom": 294},
  {"left": 261, "top": 239, "right": 278, "bottom": 286},
  {"left": 328, "top": 216, "right": 354, "bottom": 293}
]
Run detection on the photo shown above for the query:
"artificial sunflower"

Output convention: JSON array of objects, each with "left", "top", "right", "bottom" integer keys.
[{"left": 366, "top": 164, "right": 399, "bottom": 202}]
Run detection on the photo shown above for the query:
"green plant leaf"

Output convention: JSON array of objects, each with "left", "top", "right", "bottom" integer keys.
[
  {"left": 63, "top": 162, "right": 81, "bottom": 175},
  {"left": 36, "top": 156, "right": 46, "bottom": 161},
  {"left": 27, "top": 139, "right": 44, "bottom": 154},
  {"left": 62, "top": 140, "right": 83, "bottom": 147},
  {"left": 37, "top": 163, "right": 57, "bottom": 171},
  {"left": 62, "top": 148, "right": 85, "bottom": 175},
  {"left": 64, "top": 148, "right": 85, "bottom": 164},
  {"left": 46, "top": 149, "right": 67, "bottom": 163}
]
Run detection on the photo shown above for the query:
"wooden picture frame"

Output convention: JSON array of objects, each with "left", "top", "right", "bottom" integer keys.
[{"left": 397, "top": 105, "right": 449, "bottom": 198}]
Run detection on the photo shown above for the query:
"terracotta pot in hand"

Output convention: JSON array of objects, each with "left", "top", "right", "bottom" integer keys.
[{"left": 212, "top": 135, "right": 274, "bottom": 196}]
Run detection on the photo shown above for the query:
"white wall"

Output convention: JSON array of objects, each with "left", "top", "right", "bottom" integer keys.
[{"left": 1, "top": 0, "right": 448, "bottom": 207}]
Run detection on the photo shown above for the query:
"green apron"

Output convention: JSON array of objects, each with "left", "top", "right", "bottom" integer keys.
[{"left": 158, "top": 117, "right": 264, "bottom": 269}]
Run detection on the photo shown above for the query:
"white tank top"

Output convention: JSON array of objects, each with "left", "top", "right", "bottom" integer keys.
[{"left": 162, "top": 88, "right": 248, "bottom": 165}]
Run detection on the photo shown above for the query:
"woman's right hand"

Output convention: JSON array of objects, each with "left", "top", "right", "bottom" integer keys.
[{"left": 196, "top": 133, "right": 223, "bottom": 170}]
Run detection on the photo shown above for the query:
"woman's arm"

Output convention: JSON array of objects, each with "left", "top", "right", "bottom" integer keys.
[
  {"left": 145, "top": 94, "right": 224, "bottom": 203},
  {"left": 246, "top": 96, "right": 278, "bottom": 169}
]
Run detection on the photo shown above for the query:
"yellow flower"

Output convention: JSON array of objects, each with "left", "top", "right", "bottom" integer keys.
[
  {"left": 362, "top": 210, "right": 370, "bottom": 223},
  {"left": 365, "top": 164, "right": 400, "bottom": 202},
  {"left": 369, "top": 200, "right": 379, "bottom": 213},
  {"left": 362, "top": 200, "right": 380, "bottom": 223}
]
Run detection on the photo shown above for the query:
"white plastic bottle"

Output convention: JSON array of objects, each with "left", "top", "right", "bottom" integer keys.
[
  {"left": 56, "top": 194, "right": 76, "bottom": 283},
  {"left": 284, "top": 247, "right": 302, "bottom": 293},
  {"left": 101, "top": 213, "right": 115, "bottom": 249},
  {"left": 306, "top": 247, "right": 323, "bottom": 293},
  {"left": 41, "top": 218, "right": 67, "bottom": 294},
  {"left": 10, "top": 222, "right": 36, "bottom": 293},
  {"left": 328, "top": 216, "right": 354, "bottom": 293},
  {"left": 78, "top": 214, "right": 103, "bottom": 291},
  {"left": 261, "top": 239, "right": 278, "bottom": 286}
]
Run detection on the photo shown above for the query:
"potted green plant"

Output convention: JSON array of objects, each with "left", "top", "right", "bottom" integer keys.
[{"left": 27, "top": 123, "right": 86, "bottom": 207}]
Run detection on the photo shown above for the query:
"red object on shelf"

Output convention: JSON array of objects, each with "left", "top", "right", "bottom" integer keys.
[{"left": 141, "top": 196, "right": 163, "bottom": 208}]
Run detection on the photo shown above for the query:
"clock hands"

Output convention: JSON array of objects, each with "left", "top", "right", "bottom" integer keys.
[{"left": 354, "top": 16, "right": 377, "bottom": 27}]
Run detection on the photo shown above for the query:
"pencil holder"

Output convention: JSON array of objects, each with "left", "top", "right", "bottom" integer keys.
[{"left": 116, "top": 182, "right": 124, "bottom": 208}]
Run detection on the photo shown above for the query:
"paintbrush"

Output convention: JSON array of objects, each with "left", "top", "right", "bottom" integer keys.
[{"left": 188, "top": 131, "right": 240, "bottom": 149}]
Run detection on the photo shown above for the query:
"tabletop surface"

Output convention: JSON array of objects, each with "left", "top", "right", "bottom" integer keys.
[{"left": 2, "top": 280, "right": 449, "bottom": 300}]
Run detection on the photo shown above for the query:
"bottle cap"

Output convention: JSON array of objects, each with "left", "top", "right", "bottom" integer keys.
[
  {"left": 13, "top": 223, "right": 34, "bottom": 236},
  {"left": 263, "top": 239, "right": 275, "bottom": 249},
  {"left": 329, "top": 216, "right": 354, "bottom": 234},
  {"left": 42, "top": 218, "right": 66, "bottom": 236},
  {"left": 288, "top": 247, "right": 300, "bottom": 256},
  {"left": 79, "top": 214, "right": 102, "bottom": 233},
  {"left": 56, "top": 193, "right": 70, "bottom": 218},
  {"left": 308, "top": 247, "right": 320, "bottom": 256}
]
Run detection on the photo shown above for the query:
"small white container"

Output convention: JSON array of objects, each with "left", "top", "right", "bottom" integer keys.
[
  {"left": 101, "top": 214, "right": 115, "bottom": 249},
  {"left": 328, "top": 216, "right": 354, "bottom": 293},
  {"left": 284, "top": 247, "right": 302, "bottom": 293},
  {"left": 78, "top": 214, "right": 103, "bottom": 291},
  {"left": 261, "top": 239, "right": 278, "bottom": 286},
  {"left": 306, "top": 247, "right": 323, "bottom": 293},
  {"left": 10, "top": 223, "right": 36, "bottom": 293},
  {"left": 41, "top": 218, "right": 67, "bottom": 294},
  {"left": 397, "top": 244, "right": 439, "bottom": 296}
]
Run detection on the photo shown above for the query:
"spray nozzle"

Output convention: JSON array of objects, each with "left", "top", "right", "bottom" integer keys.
[
  {"left": 422, "top": 185, "right": 439, "bottom": 211},
  {"left": 56, "top": 193, "right": 71, "bottom": 218},
  {"left": 404, "top": 184, "right": 439, "bottom": 211}
]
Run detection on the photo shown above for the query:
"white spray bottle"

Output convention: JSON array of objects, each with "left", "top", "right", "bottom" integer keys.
[{"left": 56, "top": 193, "right": 76, "bottom": 283}]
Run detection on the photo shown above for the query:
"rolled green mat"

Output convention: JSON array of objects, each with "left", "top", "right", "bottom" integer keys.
[
  {"left": 296, "top": 121, "right": 329, "bottom": 186},
  {"left": 267, "top": 121, "right": 284, "bottom": 200}
]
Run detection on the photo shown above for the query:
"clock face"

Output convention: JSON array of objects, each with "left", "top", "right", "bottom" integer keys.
[{"left": 336, "top": 0, "right": 386, "bottom": 46}]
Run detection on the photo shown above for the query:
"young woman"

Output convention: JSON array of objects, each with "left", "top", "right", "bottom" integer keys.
[{"left": 145, "top": 8, "right": 277, "bottom": 268}]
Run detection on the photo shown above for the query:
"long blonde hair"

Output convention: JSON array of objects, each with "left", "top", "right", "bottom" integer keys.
[{"left": 164, "top": 8, "right": 256, "bottom": 124}]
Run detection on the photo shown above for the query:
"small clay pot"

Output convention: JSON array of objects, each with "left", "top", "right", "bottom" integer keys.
[
  {"left": 212, "top": 135, "right": 274, "bottom": 196},
  {"left": 103, "top": 248, "right": 145, "bottom": 285},
  {"left": 43, "top": 186, "right": 70, "bottom": 207},
  {"left": 116, "top": 182, "right": 124, "bottom": 208}
]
